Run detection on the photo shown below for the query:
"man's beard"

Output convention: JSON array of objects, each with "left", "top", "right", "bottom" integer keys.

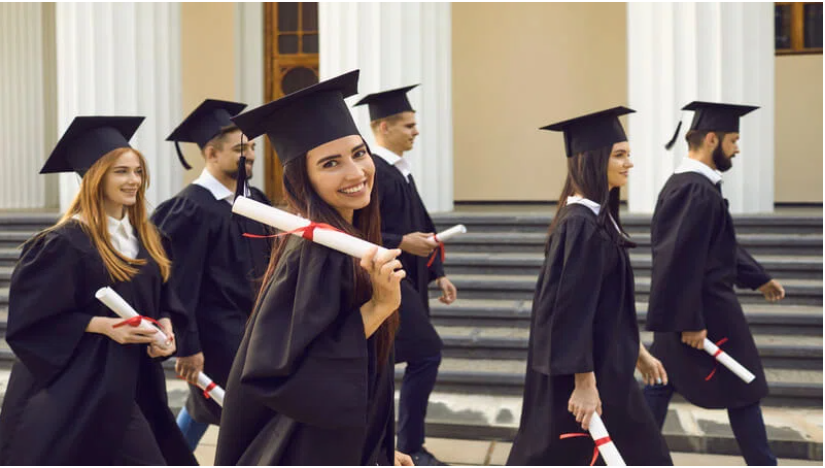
[
  {"left": 225, "top": 165, "right": 253, "bottom": 180},
  {"left": 712, "top": 145, "right": 732, "bottom": 172}
]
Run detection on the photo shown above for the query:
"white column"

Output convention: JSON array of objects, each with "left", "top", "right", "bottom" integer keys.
[
  {"left": 0, "top": 3, "right": 51, "bottom": 209},
  {"left": 627, "top": 2, "right": 775, "bottom": 214},
  {"left": 55, "top": 2, "right": 182, "bottom": 212},
  {"left": 235, "top": 2, "right": 266, "bottom": 191},
  {"left": 319, "top": 2, "right": 454, "bottom": 213}
]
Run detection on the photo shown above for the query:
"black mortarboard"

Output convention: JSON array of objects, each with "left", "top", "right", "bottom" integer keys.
[
  {"left": 231, "top": 70, "right": 361, "bottom": 167},
  {"left": 353, "top": 84, "right": 419, "bottom": 121},
  {"left": 540, "top": 106, "right": 635, "bottom": 157},
  {"left": 167, "top": 99, "right": 247, "bottom": 169},
  {"left": 665, "top": 101, "right": 759, "bottom": 150},
  {"left": 40, "top": 116, "right": 144, "bottom": 176}
]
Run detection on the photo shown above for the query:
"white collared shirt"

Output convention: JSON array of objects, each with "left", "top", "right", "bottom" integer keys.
[
  {"left": 373, "top": 144, "right": 412, "bottom": 182},
  {"left": 193, "top": 168, "right": 248, "bottom": 204},
  {"left": 566, "top": 195, "right": 621, "bottom": 234},
  {"left": 108, "top": 215, "right": 139, "bottom": 259},
  {"left": 674, "top": 158, "right": 723, "bottom": 186}
]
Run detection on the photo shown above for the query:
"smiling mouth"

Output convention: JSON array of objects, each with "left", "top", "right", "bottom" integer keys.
[
  {"left": 339, "top": 182, "right": 367, "bottom": 195},
  {"left": 121, "top": 189, "right": 138, "bottom": 196}
]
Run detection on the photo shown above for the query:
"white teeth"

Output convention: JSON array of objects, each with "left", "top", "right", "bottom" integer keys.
[{"left": 340, "top": 183, "right": 365, "bottom": 194}]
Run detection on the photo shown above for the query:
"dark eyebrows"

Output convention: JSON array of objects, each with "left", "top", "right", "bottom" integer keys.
[
  {"left": 351, "top": 143, "right": 366, "bottom": 153},
  {"left": 316, "top": 154, "right": 341, "bottom": 166}
]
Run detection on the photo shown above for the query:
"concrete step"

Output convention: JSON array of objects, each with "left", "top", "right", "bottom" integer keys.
[
  {"left": 0, "top": 212, "right": 58, "bottom": 232},
  {"left": 431, "top": 274, "right": 823, "bottom": 306},
  {"left": 0, "top": 232, "right": 34, "bottom": 249},
  {"left": 440, "top": 232, "right": 822, "bottom": 256},
  {"left": 394, "top": 357, "right": 822, "bottom": 407},
  {"left": 432, "top": 211, "right": 824, "bottom": 236},
  {"left": 400, "top": 391, "right": 824, "bottom": 462},
  {"left": 0, "top": 249, "right": 19, "bottom": 268},
  {"left": 442, "top": 252, "right": 823, "bottom": 280},
  {"left": 436, "top": 325, "right": 823, "bottom": 369},
  {"left": 429, "top": 298, "right": 823, "bottom": 335}
]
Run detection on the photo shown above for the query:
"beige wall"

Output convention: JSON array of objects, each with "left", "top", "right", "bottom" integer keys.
[
  {"left": 180, "top": 3, "right": 237, "bottom": 184},
  {"left": 775, "top": 54, "right": 823, "bottom": 203},
  {"left": 452, "top": 3, "right": 628, "bottom": 202}
]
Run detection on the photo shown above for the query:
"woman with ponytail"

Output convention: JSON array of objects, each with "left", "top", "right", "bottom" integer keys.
[
  {"left": 0, "top": 117, "right": 196, "bottom": 465},
  {"left": 215, "top": 70, "right": 411, "bottom": 465}
]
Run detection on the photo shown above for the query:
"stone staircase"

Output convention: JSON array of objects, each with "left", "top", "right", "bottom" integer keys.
[{"left": 0, "top": 208, "right": 821, "bottom": 460}]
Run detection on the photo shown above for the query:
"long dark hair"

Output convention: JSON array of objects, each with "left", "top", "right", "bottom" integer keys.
[
  {"left": 547, "top": 145, "right": 634, "bottom": 247},
  {"left": 256, "top": 142, "right": 399, "bottom": 367}
]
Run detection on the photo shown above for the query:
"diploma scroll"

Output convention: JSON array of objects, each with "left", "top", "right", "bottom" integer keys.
[
  {"left": 702, "top": 338, "right": 756, "bottom": 384},
  {"left": 196, "top": 372, "right": 225, "bottom": 407},
  {"left": 233, "top": 196, "right": 390, "bottom": 259},
  {"left": 428, "top": 224, "right": 467, "bottom": 243},
  {"left": 588, "top": 413, "right": 626, "bottom": 466},
  {"left": 95, "top": 287, "right": 169, "bottom": 349}
]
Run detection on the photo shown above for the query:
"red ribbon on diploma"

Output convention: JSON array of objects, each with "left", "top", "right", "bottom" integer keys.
[
  {"left": 559, "top": 432, "right": 612, "bottom": 466},
  {"left": 427, "top": 234, "right": 445, "bottom": 268},
  {"left": 113, "top": 315, "right": 162, "bottom": 329},
  {"left": 704, "top": 337, "right": 730, "bottom": 381},
  {"left": 203, "top": 382, "right": 217, "bottom": 399},
  {"left": 244, "top": 222, "right": 344, "bottom": 242}
]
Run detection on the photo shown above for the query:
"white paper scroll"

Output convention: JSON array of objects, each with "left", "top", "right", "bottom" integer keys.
[
  {"left": 96, "top": 287, "right": 226, "bottom": 406},
  {"left": 428, "top": 224, "right": 467, "bottom": 243},
  {"left": 196, "top": 372, "right": 225, "bottom": 407},
  {"left": 95, "top": 287, "right": 169, "bottom": 349},
  {"left": 589, "top": 413, "right": 626, "bottom": 466},
  {"left": 232, "top": 196, "right": 390, "bottom": 259},
  {"left": 703, "top": 338, "right": 756, "bottom": 384}
]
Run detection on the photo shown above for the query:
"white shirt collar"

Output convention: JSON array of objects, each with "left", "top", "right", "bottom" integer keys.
[
  {"left": 566, "top": 195, "right": 602, "bottom": 215},
  {"left": 193, "top": 168, "right": 239, "bottom": 204},
  {"left": 106, "top": 214, "right": 134, "bottom": 236},
  {"left": 107, "top": 215, "right": 139, "bottom": 258},
  {"left": 675, "top": 158, "right": 723, "bottom": 185},
  {"left": 374, "top": 144, "right": 412, "bottom": 182},
  {"left": 566, "top": 196, "right": 621, "bottom": 234}
]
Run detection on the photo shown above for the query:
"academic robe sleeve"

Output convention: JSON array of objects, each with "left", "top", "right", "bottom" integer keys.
[
  {"left": 735, "top": 245, "right": 771, "bottom": 290},
  {"left": 376, "top": 181, "right": 404, "bottom": 250},
  {"left": 6, "top": 232, "right": 94, "bottom": 385},
  {"left": 424, "top": 212, "right": 446, "bottom": 281},
  {"left": 239, "top": 240, "right": 369, "bottom": 429},
  {"left": 648, "top": 183, "right": 722, "bottom": 332},
  {"left": 151, "top": 198, "right": 209, "bottom": 357},
  {"left": 531, "top": 217, "right": 605, "bottom": 376}
]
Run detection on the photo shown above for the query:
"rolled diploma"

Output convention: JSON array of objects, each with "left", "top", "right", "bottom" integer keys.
[
  {"left": 589, "top": 413, "right": 626, "bottom": 466},
  {"left": 95, "top": 287, "right": 168, "bottom": 349},
  {"left": 703, "top": 338, "right": 756, "bottom": 384},
  {"left": 232, "top": 196, "right": 389, "bottom": 259},
  {"left": 196, "top": 372, "right": 225, "bottom": 407},
  {"left": 428, "top": 224, "right": 467, "bottom": 243}
]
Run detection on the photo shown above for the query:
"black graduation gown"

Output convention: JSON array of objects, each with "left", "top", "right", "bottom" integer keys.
[
  {"left": 151, "top": 184, "right": 273, "bottom": 424},
  {"left": 0, "top": 221, "right": 197, "bottom": 465},
  {"left": 507, "top": 205, "right": 672, "bottom": 466},
  {"left": 373, "top": 153, "right": 444, "bottom": 363},
  {"left": 215, "top": 237, "right": 395, "bottom": 465},
  {"left": 647, "top": 172, "right": 770, "bottom": 409}
]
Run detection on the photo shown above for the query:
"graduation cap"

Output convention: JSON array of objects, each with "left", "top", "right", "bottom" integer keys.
[
  {"left": 540, "top": 106, "right": 635, "bottom": 157},
  {"left": 664, "top": 101, "right": 759, "bottom": 150},
  {"left": 353, "top": 84, "right": 419, "bottom": 121},
  {"left": 40, "top": 116, "right": 145, "bottom": 176},
  {"left": 231, "top": 69, "right": 361, "bottom": 168},
  {"left": 167, "top": 99, "right": 247, "bottom": 169}
]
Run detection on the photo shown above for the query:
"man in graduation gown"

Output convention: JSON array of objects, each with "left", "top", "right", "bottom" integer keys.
[
  {"left": 151, "top": 99, "right": 273, "bottom": 450},
  {"left": 646, "top": 101, "right": 786, "bottom": 466},
  {"left": 355, "top": 85, "right": 458, "bottom": 466}
]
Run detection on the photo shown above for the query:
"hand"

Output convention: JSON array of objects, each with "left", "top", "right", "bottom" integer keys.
[
  {"left": 400, "top": 232, "right": 439, "bottom": 257},
  {"left": 436, "top": 277, "right": 457, "bottom": 305},
  {"left": 758, "top": 279, "right": 785, "bottom": 303},
  {"left": 636, "top": 345, "right": 668, "bottom": 386},
  {"left": 87, "top": 316, "right": 159, "bottom": 345},
  {"left": 360, "top": 247, "right": 406, "bottom": 337},
  {"left": 569, "top": 372, "right": 602, "bottom": 430},
  {"left": 176, "top": 352, "right": 205, "bottom": 385},
  {"left": 147, "top": 318, "right": 176, "bottom": 358},
  {"left": 681, "top": 329, "right": 707, "bottom": 350},
  {"left": 394, "top": 451, "right": 415, "bottom": 466}
]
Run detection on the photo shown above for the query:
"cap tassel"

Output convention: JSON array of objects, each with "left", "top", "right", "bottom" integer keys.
[
  {"left": 664, "top": 120, "right": 683, "bottom": 151},
  {"left": 175, "top": 142, "right": 192, "bottom": 170},
  {"left": 234, "top": 136, "right": 248, "bottom": 201}
]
